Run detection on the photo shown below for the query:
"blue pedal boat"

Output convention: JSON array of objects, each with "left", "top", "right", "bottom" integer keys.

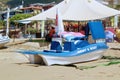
[{"left": 18, "top": 21, "right": 108, "bottom": 66}]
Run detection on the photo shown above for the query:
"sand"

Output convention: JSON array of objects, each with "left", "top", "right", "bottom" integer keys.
[{"left": 0, "top": 39, "right": 120, "bottom": 80}]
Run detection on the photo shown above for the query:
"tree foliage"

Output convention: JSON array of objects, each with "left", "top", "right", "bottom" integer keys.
[
  {"left": 10, "top": 13, "right": 33, "bottom": 22},
  {"left": 0, "top": 20, "right": 5, "bottom": 29}
]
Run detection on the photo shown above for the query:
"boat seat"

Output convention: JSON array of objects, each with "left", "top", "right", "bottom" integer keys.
[
  {"left": 50, "top": 41, "right": 62, "bottom": 51},
  {"left": 63, "top": 41, "right": 76, "bottom": 51},
  {"left": 74, "top": 40, "right": 89, "bottom": 48}
]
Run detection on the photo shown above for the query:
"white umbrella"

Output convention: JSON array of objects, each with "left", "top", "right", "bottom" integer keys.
[{"left": 19, "top": 0, "right": 120, "bottom": 21}]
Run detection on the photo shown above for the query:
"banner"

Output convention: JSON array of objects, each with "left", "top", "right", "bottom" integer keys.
[{"left": 55, "top": 8, "right": 64, "bottom": 35}]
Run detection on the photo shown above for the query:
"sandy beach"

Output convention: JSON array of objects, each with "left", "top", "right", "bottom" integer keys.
[{"left": 0, "top": 39, "right": 120, "bottom": 80}]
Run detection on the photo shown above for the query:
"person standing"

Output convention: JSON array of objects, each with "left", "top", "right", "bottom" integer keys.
[{"left": 45, "top": 25, "right": 55, "bottom": 42}]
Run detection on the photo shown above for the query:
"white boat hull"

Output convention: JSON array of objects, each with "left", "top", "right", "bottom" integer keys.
[
  {"left": 26, "top": 49, "right": 105, "bottom": 66},
  {"left": 0, "top": 36, "right": 10, "bottom": 48}
]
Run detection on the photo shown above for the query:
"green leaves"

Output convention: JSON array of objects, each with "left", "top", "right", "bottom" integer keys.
[
  {"left": 26, "top": 27, "right": 37, "bottom": 34},
  {"left": 10, "top": 13, "right": 33, "bottom": 22},
  {"left": 104, "top": 61, "right": 120, "bottom": 66},
  {"left": 0, "top": 20, "right": 5, "bottom": 29}
]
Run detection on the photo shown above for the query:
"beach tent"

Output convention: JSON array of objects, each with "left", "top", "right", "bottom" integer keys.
[{"left": 19, "top": 0, "right": 120, "bottom": 21}]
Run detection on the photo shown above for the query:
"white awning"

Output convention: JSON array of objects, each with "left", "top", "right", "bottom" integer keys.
[{"left": 19, "top": 0, "right": 120, "bottom": 21}]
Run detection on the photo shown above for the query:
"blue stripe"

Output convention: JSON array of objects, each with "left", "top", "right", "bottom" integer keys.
[{"left": 18, "top": 43, "right": 108, "bottom": 57}]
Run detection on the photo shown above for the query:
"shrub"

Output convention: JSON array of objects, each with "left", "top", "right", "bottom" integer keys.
[{"left": 26, "top": 27, "right": 37, "bottom": 34}]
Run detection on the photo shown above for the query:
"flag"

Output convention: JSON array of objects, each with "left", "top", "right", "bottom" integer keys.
[{"left": 55, "top": 8, "right": 64, "bottom": 35}]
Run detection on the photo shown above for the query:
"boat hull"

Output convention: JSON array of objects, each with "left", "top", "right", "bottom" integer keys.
[
  {"left": 41, "top": 50, "right": 105, "bottom": 66},
  {"left": 0, "top": 36, "right": 10, "bottom": 48},
  {"left": 25, "top": 49, "right": 106, "bottom": 66},
  {"left": 19, "top": 43, "right": 108, "bottom": 66}
]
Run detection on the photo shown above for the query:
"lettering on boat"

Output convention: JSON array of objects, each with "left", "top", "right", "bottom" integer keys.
[
  {"left": 77, "top": 49, "right": 87, "bottom": 53},
  {"left": 77, "top": 46, "right": 97, "bottom": 53},
  {"left": 89, "top": 46, "right": 97, "bottom": 50}
]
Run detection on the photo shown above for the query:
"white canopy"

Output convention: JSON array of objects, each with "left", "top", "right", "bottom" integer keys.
[{"left": 20, "top": 0, "right": 120, "bottom": 21}]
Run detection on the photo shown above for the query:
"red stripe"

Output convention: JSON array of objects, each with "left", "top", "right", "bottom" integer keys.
[{"left": 56, "top": 14, "right": 58, "bottom": 26}]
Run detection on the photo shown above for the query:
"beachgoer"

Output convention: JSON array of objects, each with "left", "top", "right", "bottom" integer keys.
[
  {"left": 49, "top": 26, "right": 55, "bottom": 38},
  {"left": 45, "top": 25, "right": 55, "bottom": 42}
]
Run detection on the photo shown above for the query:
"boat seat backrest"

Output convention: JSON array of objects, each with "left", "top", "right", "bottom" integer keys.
[
  {"left": 74, "top": 40, "right": 89, "bottom": 48},
  {"left": 88, "top": 21, "right": 106, "bottom": 43},
  {"left": 50, "top": 41, "right": 62, "bottom": 51},
  {"left": 63, "top": 41, "right": 76, "bottom": 51}
]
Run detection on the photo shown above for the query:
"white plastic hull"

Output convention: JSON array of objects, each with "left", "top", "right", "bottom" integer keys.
[
  {"left": 27, "top": 49, "right": 105, "bottom": 66},
  {"left": 0, "top": 36, "right": 10, "bottom": 48}
]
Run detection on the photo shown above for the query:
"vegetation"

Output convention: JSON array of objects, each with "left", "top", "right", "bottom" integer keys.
[
  {"left": 10, "top": 13, "right": 33, "bottom": 22},
  {"left": 26, "top": 27, "right": 37, "bottom": 34},
  {"left": 0, "top": 25, "right": 3, "bottom": 29},
  {"left": 0, "top": 20, "right": 5, "bottom": 29},
  {"left": 115, "top": 4, "right": 120, "bottom": 9}
]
